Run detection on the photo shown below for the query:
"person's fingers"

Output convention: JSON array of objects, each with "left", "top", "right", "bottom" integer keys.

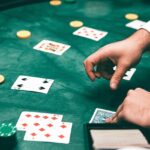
[
  {"left": 127, "top": 89, "right": 135, "bottom": 96},
  {"left": 94, "top": 72, "right": 102, "bottom": 78},
  {"left": 87, "top": 47, "right": 111, "bottom": 66},
  {"left": 111, "top": 111, "right": 123, "bottom": 123},
  {"left": 135, "top": 88, "right": 143, "bottom": 92},
  {"left": 83, "top": 60, "right": 96, "bottom": 80},
  {"left": 105, "top": 104, "right": 123, "bottom": 123},
  {"left": 113, "top": 104, "right": 123, "bottom": 118},
  {"left": 105, "top": 117, "right": 113, "bottom": 123},
  {"left": 84, "top": 50, "right": 109, "bottom": 80},
  {"left": 110, "top": 63, "right": 129, "bottom": 90},
  {"left": 111, "top": 116, "right": 119, "bottom": 123}
]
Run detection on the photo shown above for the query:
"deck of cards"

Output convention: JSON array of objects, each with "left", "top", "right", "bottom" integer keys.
[
  {"left": 90, "top": 108, "right": 115, "bottom": 123},
  {"left": 11, "top": 75, "right": 54, "bottom": 94},
  {"left": 16, "top": 111, "right": 72, "bottom": 144}
]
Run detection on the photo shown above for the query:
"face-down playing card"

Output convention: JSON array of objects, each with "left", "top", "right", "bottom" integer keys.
[
  {"left": 73, "top": 26, "right": 108, "bottom": 41},
  {"left": 16, "top": 111, "right": 63, "bottom": 131},
  {"left": 90, "top": 108, "right": 115, "bottom": 123},
  {"left": 34, "top": 40, "right": 71, "bottom": 55},
  {"left": 11, "top": 75, "right": 54, "bottom": 94},
  {"left": 24, "top": 121, "right": 72, "bottom": 144},
  {"left": 126, "top": 20, "right": 146, "bottom": 30}
]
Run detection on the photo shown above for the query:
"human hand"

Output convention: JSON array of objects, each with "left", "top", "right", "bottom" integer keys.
[
  {"left": 84, "top": 29, "right": 150, "bottom": 90},
  {"left": 84, "top": 38, "right": 142, "bottom": 90},
  {"left": 106, "top": 88, "right": 150, "bottom": 127}
]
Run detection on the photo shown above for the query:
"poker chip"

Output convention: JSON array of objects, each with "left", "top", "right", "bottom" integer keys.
[
  {"left": 16, "top": 30, "right": 31, "bottom": 39},
  {"left": 49, "top": 0, "right": 62, "bottom": 6},
  {"left": 125, "top": 13, "right": 139, "bottom": 20},
  {"left": 0, "top": 123, "right": 17, "bottom": 149},
  {"left": 0, "top": 75, "right": 5, "bottom": 84},
  {"left": 64, "top": 0, "right": 76, "bottom": 3},
  {"left": 0, "top": 123, "right": 16, "bottom": 137},
  {"left": 70, "top": 20, "right": 83, "bottom": 28}
]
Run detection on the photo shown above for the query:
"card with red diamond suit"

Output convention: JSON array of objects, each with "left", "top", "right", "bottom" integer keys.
[
  {"left": 16, "top": 111, "right": 63, "bottom": 131},
  {"left": 73, "top": 26, "right": 108, "bottom": 41},
  {"left": 24, "top": 121, "right": 72, "bottom": 144}
]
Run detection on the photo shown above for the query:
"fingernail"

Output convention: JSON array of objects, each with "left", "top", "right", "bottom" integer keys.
[
  {"left": 111, "top": 83, "right": 117, "bottom": 90},
  {"left": 105, "top": 118, "right": 110, "bottom": 123}
]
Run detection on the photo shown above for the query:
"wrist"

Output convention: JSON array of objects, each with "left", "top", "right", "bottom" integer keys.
[{"left": 128, "top": 29, "right": 150, "bottom": 53}]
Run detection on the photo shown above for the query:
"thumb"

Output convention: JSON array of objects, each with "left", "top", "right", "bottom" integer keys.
[{"left": 110, "top": 63, "right": 129, "bottom": 90}]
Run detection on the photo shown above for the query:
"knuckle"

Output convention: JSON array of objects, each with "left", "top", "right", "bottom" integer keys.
[
  {"left": 135, "top": 88, "right": 142, "bottom": 91},
  {"left": 127, "top": 89, "right": 134, "bottom": 96},
  {"left": 120, "top": 60, "right": 130, "bottom": 67}
]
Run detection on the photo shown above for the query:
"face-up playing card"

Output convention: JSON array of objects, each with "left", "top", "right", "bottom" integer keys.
[
  {"left": 113, "top": 67, "right": 136, "bottom": 81},
  {"left": 123, "top": 68, "right": 136, "bottom": 80},
  {"left": 126, "top": 20, "right": 146, "bottom": 30},
  {"left": 73, "top": 26, "right": 108, "bottom": 41},
  {"left": 11, "top": 75, "right": 54, "bottom": 94},
  {"left": 33, "top": 40, "right": 48, "bottom": 50},
  {"left": 16, "top": 111, "right": 63, "bottom": 131},
  {"left": 24, "top": 121, "right": 72, "bottom": 144},
  {"left": 89, "top": 108, "right": 115, "bottom": 123},
  {"left": 34, "top": 40, "right": 71, "bottom": 55}
]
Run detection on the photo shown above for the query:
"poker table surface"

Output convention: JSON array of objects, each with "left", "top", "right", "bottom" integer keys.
[{"left": 0, "top": 0, "right": 150, "bottom": 150}]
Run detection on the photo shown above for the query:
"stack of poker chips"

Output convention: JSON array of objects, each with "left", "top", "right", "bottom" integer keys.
[{"left": 0, "top": 123, "right": 17, "bottom": 150}]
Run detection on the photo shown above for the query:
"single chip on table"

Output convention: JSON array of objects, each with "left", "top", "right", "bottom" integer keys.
[
  {"left": 125, "top": 13, "right": 139, "bottom": 20},
  {"left": 49, "top": 0, "right": 62, "bottom": 6},
  {"left": 70, "top": 20, "right": 83, "bottom": 28},
  {"left": 0, "top": 74, "right": 5, "bottom": 84},
  {"left": 16, "top": 30, "right": 31, "bottom": 39}
]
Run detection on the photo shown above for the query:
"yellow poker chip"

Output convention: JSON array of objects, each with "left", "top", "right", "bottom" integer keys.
[
  {"left": 0, "top": 75, "right": 5, "bottom": 84},
  {"left": 49, "top": 0, "right": 62, "bottom": 6},
  {"left": 70, "top": 20, "right": 83, "bottom": 28},
  {"left": 16, "top": 30, "right": 31, "bottom": 39},
  {"left": 125, "top": 13, "right": 139, "bottom": 20}
]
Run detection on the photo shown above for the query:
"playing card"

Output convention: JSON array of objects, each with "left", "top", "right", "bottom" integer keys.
[
  {"left": 113, "top": 67, "right": 136, "bottom": 81},
  {"left": 11, "top": 75, "right": 54, "bottom": 94},
  {"left": 73, "top": 26, "right": 108, "bottom": 41},
  {"left": 126, "top": 20, "right": 146, "bottom": 30},
  {"left": 34, "top": 40, "right": 71, "bottom": 55},
  {"left": 16, "top": 111, "right": 63, "bottom": 131},
  {"left": 123, "top": 68, "right": 136, "bottom": 80},
  {"left": 33, "top": 40, "right": 48, "bottom": 50},
  {"left": 24, "top": 121, "right": 72, "bottom": 144},
  {"left": 89, "top": 108, "right": 115, "bottom": 123}
]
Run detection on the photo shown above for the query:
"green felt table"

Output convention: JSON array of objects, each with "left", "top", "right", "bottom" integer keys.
[{"left": 0, "top": 0, "right": 150, "bottom": 150}]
